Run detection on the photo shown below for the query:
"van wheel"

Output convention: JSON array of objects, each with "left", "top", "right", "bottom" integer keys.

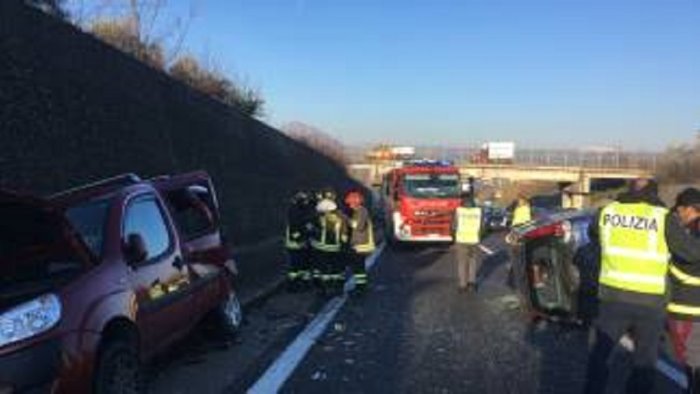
[
  {"left": 218, "top": 289, "right": 244, "bottom": 335},
  {"left": 94, "top": 340, "right": 143, "bottom": 394}
]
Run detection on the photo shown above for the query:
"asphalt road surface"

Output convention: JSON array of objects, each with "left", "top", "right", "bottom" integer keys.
[
  {"left": 276, "top": 236, "right": 591, "bottom": 393},
  {"left": 150, "top": 234, "right": 684, "bottom": 394}
]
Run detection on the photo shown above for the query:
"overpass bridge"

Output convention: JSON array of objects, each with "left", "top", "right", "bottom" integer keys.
[{"left": 347, "top": 162, "right": 654, "bottom": 208}]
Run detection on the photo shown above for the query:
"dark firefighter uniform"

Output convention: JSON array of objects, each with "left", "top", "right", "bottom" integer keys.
[
  {"left": 285, "top": 192, "right": 315, "bottom": 286},
  {"left": 345, "top": 191, "right": 376, "bottom": 290},
  {"left": 311, "top": 197, "right": 348, "bottom": 289},
  {"left": 666, "top": 188, "right": 700, "bottom": 392},
  {"left": 584, "top": 183, "right": 700, "bottom": 394}
]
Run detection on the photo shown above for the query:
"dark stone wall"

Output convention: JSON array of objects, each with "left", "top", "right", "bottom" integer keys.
[{"left": 0, "top": 1, "right": 355, "bottom": 245}]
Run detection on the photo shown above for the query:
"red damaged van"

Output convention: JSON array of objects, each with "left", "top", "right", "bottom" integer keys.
[{"left": 0, "top": 171, "right": 242, "bottom": 393}]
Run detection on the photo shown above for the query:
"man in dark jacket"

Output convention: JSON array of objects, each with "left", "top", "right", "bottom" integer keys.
[
  {"left": 666, "top": 188, "right": 700, "bottom": 393},
  {"left": 584, "top": 180, "right": 700, "bottom": 394},
  {"left": 285, "top": 191, "right": 316, "bottom": 289}
]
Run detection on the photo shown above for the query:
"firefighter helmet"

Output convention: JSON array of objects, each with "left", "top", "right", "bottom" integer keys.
[{"left": 344, "top": 190, "right": 364, "bottom": 208}]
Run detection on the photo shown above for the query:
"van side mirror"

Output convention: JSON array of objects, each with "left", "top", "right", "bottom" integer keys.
[{"left": 123, "top": 233, "right": 148, "bottom": 265}]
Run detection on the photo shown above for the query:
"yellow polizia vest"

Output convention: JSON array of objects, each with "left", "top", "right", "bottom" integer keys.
[
  {"left": 599, "top": 202, "right": 670, "bottom": 295},
  {"left": 512, "top": 205, "right": 532, "bottom": 226},
  {"left": 455, "top": 207, "right": 482, "bottom": 245}
]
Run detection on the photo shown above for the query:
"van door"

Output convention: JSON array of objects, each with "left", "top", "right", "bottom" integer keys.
[
  {"left": 152, "top": 172, "right": 231, "bottom": 318},
  {"left": 124, "top": 194, "right": 193, "bottom": 352}
]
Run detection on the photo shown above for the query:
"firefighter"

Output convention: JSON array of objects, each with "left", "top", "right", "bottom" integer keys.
[
  {"left": 666, "top": 188, "right": 700, "bottom": 393},
  {"left": 453, "top": 192, "right": 483, "bottom": 293},
  {"left": 311, "top": 189, "right": 348, "bottom": 293},
  {"left": 344, "top": 190, "right": 376, "bottom": 293},
  {"left": 285, "top": 191, "right": 315, "bottom": 290},
  {"left": 584, "top": 181, "right": 700, "bottom": 394}
]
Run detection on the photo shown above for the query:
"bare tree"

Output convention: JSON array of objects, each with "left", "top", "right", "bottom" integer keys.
[
  {"left": 78, "top": 0, "right": 265, "bottom": 117},
  {"left": 89, "top": 17, "right": 166, "bottom": 69},
  {"left": 657, "top": 136, "right": 700, "bottom": 184},
  {"left": 282, "top": 122, "right": 348, "bottom": 166},
  {"left": 169, "top": 54, "right": 265, "bottom": 117}
]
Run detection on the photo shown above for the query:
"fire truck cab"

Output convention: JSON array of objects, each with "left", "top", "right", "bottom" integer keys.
[{"left": 381, "top": 160, "right": 462, "bottom": 244}]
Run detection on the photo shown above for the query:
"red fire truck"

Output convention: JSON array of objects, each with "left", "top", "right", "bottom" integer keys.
[{"left": 381, "top": 160, "right": 462, "bottom": 244}]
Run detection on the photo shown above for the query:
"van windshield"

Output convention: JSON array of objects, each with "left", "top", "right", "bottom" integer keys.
[
  {"left": 65, "top": 199, "right": 110, "bottom": 257},
  {"left": 402, "top": 173, "right": 460, "bottom": 199},
  {"left": 1, "top": 201, "right": 88, "bottom": 309}
]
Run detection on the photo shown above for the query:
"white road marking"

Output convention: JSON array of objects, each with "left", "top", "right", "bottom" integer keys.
[
  {"left": 478, "top": 244, "right": 495, "bottom": 256},
  {"left": 365, "top": 243, "right": 386, "bottom": 271},
  {"left": 247, "top": 296, "right": 346, "bottom": 394},
  {"left": 656, "top": 358, "right": 688, "bottom": 389},
  {"left": 247, "top": 244, "right": 386, "bottom": 394}
]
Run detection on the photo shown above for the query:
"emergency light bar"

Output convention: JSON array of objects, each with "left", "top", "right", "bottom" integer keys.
[{"left": 403, "top": 159, "right": 454, "bottom": 167}]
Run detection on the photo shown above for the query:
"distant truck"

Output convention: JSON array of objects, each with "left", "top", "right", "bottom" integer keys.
[
  {"left": 472, "top": 142, "right": 515, "bottom": 164},
  {"left": 381, "top": 160, "right": 462, "bottom": 244},
  {"left": 367, "top": 145, "right": 416, "bottom": 162}
]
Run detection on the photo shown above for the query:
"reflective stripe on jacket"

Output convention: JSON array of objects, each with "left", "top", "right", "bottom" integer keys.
[
  {"left": 285, "top": 226, "right": 305, "bottom": 250},
  {"left": 310, "top": 211, "right": 346, "bottom": 252},
  {"left": 512, "top": 205, "right": 532, "bottom": 226},
  {"left": 455, "top": 207, "right": 482, "bottom": 245},
  {"left": 349, "top": 206, "right": 375, "bottom": 254},
  {"left": 668, "top": 264, "right": 700, "bottom": 319},
  {"left": 598, "top": 202, "right": 670, "bottom": 295}
]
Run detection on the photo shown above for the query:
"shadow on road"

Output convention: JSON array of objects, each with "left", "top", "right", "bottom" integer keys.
[
  {"left": 477, "top": 249, "right": 509, "bottom": 283},
  {"left": 524, "top": 320, "right": 590, "bottom": 394}
]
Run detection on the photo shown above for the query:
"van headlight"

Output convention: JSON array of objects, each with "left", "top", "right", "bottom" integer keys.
[{"left": 0, "top": 294, "right": 62, "bottom": 348}]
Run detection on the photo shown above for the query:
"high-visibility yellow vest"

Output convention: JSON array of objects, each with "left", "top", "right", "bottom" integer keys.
[
  {"left": 455, "top": 207, "right": 482, "bottom": 245},
  {"left": 352, "top": 222, "right": 376, "bottom": 254},
  {"left": 285, "top": 226, "right": 304, "bottom": 250},
  {"left": 311, "top": 212, "right": 344, "bottom": 253},
  {"left": 598, "top": 202, "right": 670, "bottom": 295},
  {"left": 512, "top": 205, "right": 532, "bottom": 226}
]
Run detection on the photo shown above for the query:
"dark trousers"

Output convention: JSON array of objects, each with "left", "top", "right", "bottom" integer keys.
[
  {"left": 287, "top": 248, "right": 310, "bottom": 281},
  {"left": 584, "top": 301, "right": 665, "bottom": 394},
  {"left": 314, "top": 250, "right": 343, "bottom": 285},
  {"left": 350, "top": 251, "right": 369, "bottom": 286}
]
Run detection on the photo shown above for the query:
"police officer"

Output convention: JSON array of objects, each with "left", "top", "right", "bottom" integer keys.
[
  {"left": 311, "top": 189, "right": 348, "bottom": 292},
  {"left": 453, "top": 192, "right": 483, "bottom": 293},
  {"left": 285, "top": 191, "right": 315, "bottom": 290},
  {"left": 506, "top": 194, "right": 532, "bottom": 286},
  {"left": 584, "top": 181, "right": 700, "bottom": 394},
  {"left": 344, "top": 190, "right": 376, "bottom": 292},
  {"left": 511, "top": 194, "right": 532, "bottom": 227},
  {"left": 666, "top": 188, "right": 700, "bottom": 393}
]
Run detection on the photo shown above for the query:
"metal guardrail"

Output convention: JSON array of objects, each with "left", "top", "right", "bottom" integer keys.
[{"left": 345, "top": 146, "right": 659, "bottom": 171}]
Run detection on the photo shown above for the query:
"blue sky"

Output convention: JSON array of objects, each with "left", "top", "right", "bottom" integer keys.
[{"left": 75, "top": 0, "right": 699, "bottom": 150}]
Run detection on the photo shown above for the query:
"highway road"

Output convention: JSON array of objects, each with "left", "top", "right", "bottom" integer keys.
[{"left": 149, "top": 234, "right": 684, "bottom": 394}]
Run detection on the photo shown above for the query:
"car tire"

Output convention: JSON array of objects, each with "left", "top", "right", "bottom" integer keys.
[
  {"left": 217, "top": 288, "right": 244, "bottom": 335},
  {"left": 94, "top": 339, "right": 143, "bottom": 394}
]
